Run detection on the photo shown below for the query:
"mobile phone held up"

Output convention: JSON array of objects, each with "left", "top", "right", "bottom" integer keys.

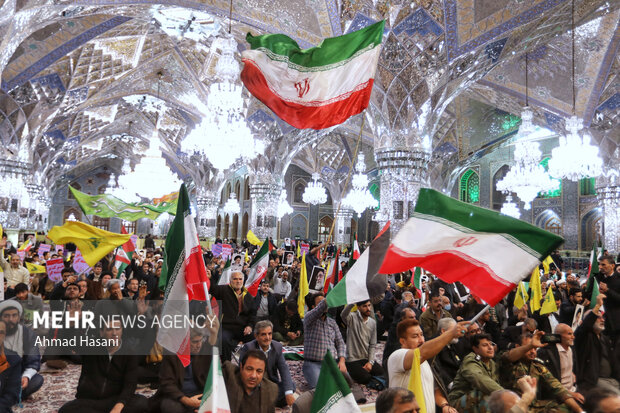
[{"left": 540, "top": 334, "right": 562, "bottom": 344}]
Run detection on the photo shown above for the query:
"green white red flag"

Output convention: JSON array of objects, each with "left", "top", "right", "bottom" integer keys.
[
  {"left": 218, "top": 257, "right": 232, "bottom": 286},
  {"left": 310, "top": 351, "right": 360, "bottom": 413},
  {"left": 244, "top": 239, "right": 270, "bottom": 296},
  {"left": 198, "top": 351, "right": 231, "bottom": 413},
  {"left": 323, "top": 248, "right": 341, "bottom": 294},
  {"left": 379, "top": 189, "right": 564, "bottom": 306},
  {"left": 113, "top": 225, "right": 135, "bottom": 277},
  {"left": 157, "top": 184, "right": 210, "bottom": 366},
  {"left": 352, "top": 235, "right": 361, "bottom": 260},
  {"left": 241, "top": 21, "right": 384, "bottom": 130}
]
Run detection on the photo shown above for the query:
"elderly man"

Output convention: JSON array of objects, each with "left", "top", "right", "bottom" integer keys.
[
  {"left": 210, "top": 271, "right": 255, "bottom": 361},
  {"left": 575, "top": 293, "right": 620, "bottom": 394},
  {"left": 239, "top": 320, "right": 295, "bottom": 407},
  {"left": 222, "top": 349, "right": 278, "bottom": 413},
  {"left": 376, "top": 387, "right": 420, "bottom": 413},
  {"left": 272, "top": 270, "right": 292, "bottom": 302},
  {"left": 419, "top": 291, "right": 453, "bottom": 339},
  {"left": 500, "top": 332, "right": 583, "bottom": 412},
  {"left": 432, "top": 318, "right": 461, "bottom": 388},
  {"left": 0, "top": 301, "right": 43, "bottom": 400},
  {"left": 538, "top": 323, "right": 582, "bottom": 401},
  {"left": 487, "top": 377, "right": 537, "bottom": 413},
  {"left": 0, "top": 240, "right": 29, "bottom": 287}
]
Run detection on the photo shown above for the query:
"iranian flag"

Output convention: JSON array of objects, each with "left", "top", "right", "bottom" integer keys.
[
  {"left": 198, "top": 351, "right": 231, "bottom": 413},
  {"left": 326, "top": 223, "right": 390, "bottom": 307},
  {"left": 244, "top": 239, "right": 270, "bottom": 296},
  {"left": 157, "top": 184, "right": 210, "bottom": 366},
  {"left": 352, "top": 235, "right": 361, "bottom": 260},
  {"left": 379, "top": 189, "right": 564, "bottom": 306},
  {"left": 241, "top": 21, "right": 384, "bottom": 130},
  {"left": 113, "top": 225, "right": 135, "bottom": 277},
  {"left": 310, "top": 351, "right": 360, "bottom": 413},
  {"left": 218, "top": 257, "right": 232, "bottom": 286}
]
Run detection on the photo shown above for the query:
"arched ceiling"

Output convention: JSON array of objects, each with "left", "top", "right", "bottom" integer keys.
[{"left": 0, "top": 0, "right": 617, "bottom": 194}]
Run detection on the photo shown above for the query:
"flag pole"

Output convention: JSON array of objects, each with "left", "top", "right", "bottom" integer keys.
[
  {"left": 468, "top": 304, "right": 491, "bottom": 325},
  {"left": 321, "top": 113, "right": 366, "bottom": 260}
]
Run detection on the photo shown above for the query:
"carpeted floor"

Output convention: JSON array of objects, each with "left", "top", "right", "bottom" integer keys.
[{"left": 15, "top": 344, "right": 384, "bottom": 413}]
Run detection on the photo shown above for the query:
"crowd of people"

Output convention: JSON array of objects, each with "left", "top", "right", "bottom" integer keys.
[{"left": 0, "top": 232, "right": 619, "bottom": 413}]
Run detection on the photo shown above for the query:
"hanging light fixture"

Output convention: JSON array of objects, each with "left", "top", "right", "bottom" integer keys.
[
  {"left": 277, "top": 189, "right": 293, "bottom": 219},
  {"left": 342, "top": 153, "right": 379, "bottom": 215},
  {"left": 222, "top": 192, "right": 241, "bottom": 215},
  {"left": 548, "top": 0, "right": 602, "bottom": 181},
  {"left": 181, "top": 0, "right": 258, "bottom": 170},
  {"left": 497, "top": 53, "right": 556, "bottom": 210},
  {"left": 500, "top": 195, "right": 521, "bottom": 219},
  {"left": 302, "top": 173, "right": 327, "bottom": 205}
]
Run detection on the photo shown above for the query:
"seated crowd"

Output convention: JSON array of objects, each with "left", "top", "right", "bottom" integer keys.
[{"left": 0, "top": 234, "right": 619, "bottom": 413}]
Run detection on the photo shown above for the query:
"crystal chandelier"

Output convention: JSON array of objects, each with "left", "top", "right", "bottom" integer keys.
[
  {"left": 302, "top": 173, "right": 327, "bottom": 205},
  {"left": 548, "top": 115, "right": 603, "bottom": 181},
  {"left": 548, "top": 0, "right": 602, "bottom": 182},
  {"left": 500, "top": 195, "right": 521, "bottom": 219},
  {"left": 277, "top": 189, "right": 293, "bottom": 219},
  {"left": 122, "top": 133, "right": 181, "bottom": 199},
  {"left": 181, "top": 34, "right": 258, "bottom": 170},
  {"left": 222, "top": 192, "right": 240, "bottom": 215},
  {"left": 343, "top": 153, "right": 379, "bottom": 215},
  {"left": 497, "top": 138, "right": 556, "bottom": 210}
]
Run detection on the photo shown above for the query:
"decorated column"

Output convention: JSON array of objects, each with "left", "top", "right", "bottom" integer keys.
[
  {"left": 249, "top": 173, "right": 281, "bottom": 241},
  {"left": 0, "top": 159, "right": 31, "bottom": 231},
  {"left": 374, "top": 142, "right": 430, "bottom": 235},
  {"left": 334, "top": 208, "right": 354, "bottom": 246},
  {"left": 196, "top": 190, "right": 219, "bottom": 239},
  {"left": 597, "top": 162, "right": 620, "bottom": 254}
]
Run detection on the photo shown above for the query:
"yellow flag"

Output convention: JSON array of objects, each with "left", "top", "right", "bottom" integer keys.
[
  {"left": 296, "top": 242, "right": 301, "bottom": 259},
  {"left": 0, "top": 223, "right": 3, "bottom": 239},
  {"left": 246, "top": 230, "right": 262, "bottom": 246},
  {"left": 298, "top": 252, "right": 309, "bottom": 318},
  {"left": 47, "top": 221, "right": 131, "bottom": 267},
  {"left": 540, "top": 287, "right": 558, "bottom": 315},
  {"left": 542, "top": 256, "right": 554, "bottom": 274},
  {"left": 407, "top": 348, "right": 428, "bottom": 413},
  {"left": 530, "top": 267, "right": 543, "bottom": 312},
  {"left": 514, "top": 282, "right": 529, "bottom": 309},
  {"left": 25, "top": 262, "right": 47, "bottom": 274},
  {"left": 244, "top": 250, "right": 249, "bottom": 263}
]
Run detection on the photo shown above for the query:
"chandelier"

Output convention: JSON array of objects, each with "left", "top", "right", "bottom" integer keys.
[
  {"left": 277, "top": 189, "right": 293, "bottom": 219},
  {"left": 222, "top": 192, "right": 240, "bottom": 215},
  {"left": 116, "top": 133, "right": 181, "bottom": 200},
  {"left": 548, "top": 115, "right": 602, "bottom": 181},
  {"left": 497, "top": 137, "right": 556, "bottom": 210},
  {"left": 548, "top": 0, "right": 602, "bottom": 182},
  {"left": 302, "top": 173, "right": 327, "bottom": 205},
  {"left": 181, "top": 34, "right": 258, "bottom": 170},
  {"left": 500, "top": 195, "right": 521, "bottom": 219},
  {"left": 342, "top": 153, "right": 379, "bottom": 215}
]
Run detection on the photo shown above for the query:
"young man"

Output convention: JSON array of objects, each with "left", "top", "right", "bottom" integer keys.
[
  {"left": 239, "top": 320, "right": 295, "bottom": 407},
  {"left": 388, "top": 318, "right": 467, "bottom": 413},
  {"left": 341, "top": 300, "right": 384, "bottom": 385},
  {"left": 222, "top": 349, "right": 278, "bottom": 413},
  {"left": 448, "top": 334, "right": 503, "bottom": 411},
  {"left": 273, "top": 300, "right": 303, "bottom": 345},
  {"left": 253, "top": 280, "right": 277, "bottom": 322}
]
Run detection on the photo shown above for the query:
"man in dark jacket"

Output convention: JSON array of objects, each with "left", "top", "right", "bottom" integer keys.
[
  {"left": 239, "top": 320, "right": 295, "bottom": 407},
  {"left": 559, "top": 288, "right": 583, "bottom": 325},
  {"left": 253, "top": 280, "right": 277, "bottom": 322},
  {"left": 222, "top": 349, "right": 278, "bottom": 413},
  {"left": 149, "top": 327, "right": 217, "bottom": 413},
  {"left": 58, "top": 319, "right": 148, "bottom": 413},
  {"left": 0, "top": 301, "right": 43, "bottom": 399},
  {"left": 210, "top": 271, "right": 256, "bottom": 361},
  {"left": 0, "top": 320, "right": 21, "bottom": 413},
  {"left": 575, "top": 293, "right": 620, "bottom": 394},
  {"left": 273, "top": 301, "right": 303, "bottom": 345},
  {"left": 596, "top": 256, "right": 620, "bottom": 352}
]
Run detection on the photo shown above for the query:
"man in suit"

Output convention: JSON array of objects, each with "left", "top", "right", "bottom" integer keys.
[
  {"left": 537, "top": 323, "right": 584, "bottom": 403},
  {"left": 222, "top": 349, "right": 278, "bottom": 413},
  {"left": 239, "top": 320, "right": 295, "bottom": 407}
]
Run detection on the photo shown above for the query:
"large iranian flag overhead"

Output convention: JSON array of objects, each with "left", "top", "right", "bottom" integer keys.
[
  {"left": 379, "top": 189, "right": 564, "bottom": 306},
  {"left": 241, "top": 21, "right": 384, "bottom": 130}
]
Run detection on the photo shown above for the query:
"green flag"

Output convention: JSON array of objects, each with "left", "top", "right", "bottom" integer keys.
[
  {"left": 310, "top": 351, "right": 360, "bottom": 413},
  {"left": 69, "top": 185, "right": 178, "bottom": 221},
  {"left": 590, "top": 279, "right": 600, "bottom": 309}
]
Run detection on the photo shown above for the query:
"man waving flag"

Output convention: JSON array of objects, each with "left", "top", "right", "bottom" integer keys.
[{"left": 241, "top": 21, "right": 384, "bottom": 129}]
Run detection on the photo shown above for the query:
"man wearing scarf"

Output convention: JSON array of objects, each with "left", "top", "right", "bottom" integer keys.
[{"left": 0, "top": 319, "right": 21, "bottom": 412}]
